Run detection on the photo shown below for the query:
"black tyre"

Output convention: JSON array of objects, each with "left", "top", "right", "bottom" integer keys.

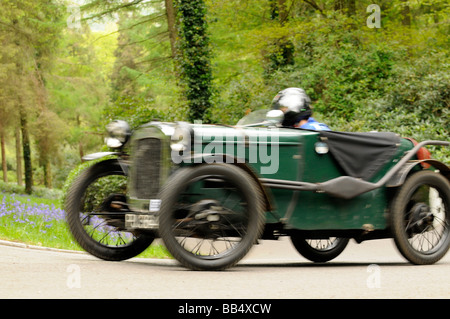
[
  {"left": 290, "top": 236, "right": 349, "bottom": 262},
  {"left": 390, "top": 170, "right": 450, "bottom": 265},
  {"left": 65, "top": 159, "right": 154, "bottom": 261},
  {"left": 159, "top": 164, "right": 265, "bottom": 270}
]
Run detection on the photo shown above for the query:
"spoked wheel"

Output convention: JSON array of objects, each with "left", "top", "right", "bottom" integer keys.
[
  {"left": 390, "top": 171, "right": 450, "bottom": 265},
  {"left": 65, "top": 159, "right": 154, "bottom": 261},
  {"left": 290, "top": 235, "right": 349, "bottom": 262},
  {"left": 159, "top": 164, "right": 265, "bottom": 270}
]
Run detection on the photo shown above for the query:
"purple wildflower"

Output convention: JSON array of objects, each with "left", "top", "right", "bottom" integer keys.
[{"left": 0, "top": 194, "right": 66, "bottom": 229}]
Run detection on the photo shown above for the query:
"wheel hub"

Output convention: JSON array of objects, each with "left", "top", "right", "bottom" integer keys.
[
  {"left": 408, "top": 203, "right": 434, "bottom": 234},
  {"left": 190, "top": 199, "right": 224, "bottom": 238}
]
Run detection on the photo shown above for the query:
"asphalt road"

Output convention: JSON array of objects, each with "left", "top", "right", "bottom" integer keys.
[{"left": 1, "top": 238, "right": 449, "bottom": 299}]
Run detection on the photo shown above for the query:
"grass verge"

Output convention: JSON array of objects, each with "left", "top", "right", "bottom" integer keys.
[{"left": 0, "top": 193, "right": 171, "bottom": 259}]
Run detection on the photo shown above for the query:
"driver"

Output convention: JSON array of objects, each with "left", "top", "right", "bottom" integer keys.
[{"left": 272, "top": 87, "right": 331, "bottom": 131}]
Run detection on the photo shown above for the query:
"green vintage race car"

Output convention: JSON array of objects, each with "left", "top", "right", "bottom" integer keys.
[{"left": 65, "top": 110, "right": 450, "bottom": 270}]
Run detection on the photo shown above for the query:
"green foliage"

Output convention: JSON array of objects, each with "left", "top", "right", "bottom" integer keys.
[
  {"left": 347, "top": 55, "right": 450, "bottom": 162},
  {"left": 0, "top": 0, "right": 449, "bottom": 194},
  {"left": 274, "top": 25, "right": 396, "bottom": 119},
  {"left": 60, "top": 156, "right": 117, "bottom": 208},
  {"left": 207, "top": 1, "right": 449, "bottom": 165},
  {"left": 104, "top": 96, "right": 181, "bottom": 129}
]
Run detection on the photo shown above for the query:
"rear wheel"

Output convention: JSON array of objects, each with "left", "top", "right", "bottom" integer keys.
[
  {"left": 159, "top": 164, "right": 265, "bottom": 270},
  {"left": 390, "top": 171, "right": 450, "bottom": 265},
  {"left": 290, "top": 236, "right": 349, "bottom": 262}
]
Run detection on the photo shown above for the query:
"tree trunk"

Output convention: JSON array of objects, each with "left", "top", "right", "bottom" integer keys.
[
  {"left": 334, "top": 0, "right": 344, "bottom": 11},
  {"left": 278, "top": 0, "right": 288, "bottom": 24},
  {"left": 165, "top": 0, "right": 177, "bottom": 59},
  {"left": 264, "top": 0, "right": 294, "bottom": 75},
  {"left": 15, "top": 126, "right": 23, "bottom": 186},
  {"left": 335, "top": 0, "right": 355, "bottom": 16},
  {"left": 20, "top": 107, "right": 33, "bottom": 194},
  {"left": 76, "top": 114, "right": 84, "bottom": 161},
  {"left": 347, "top": 0, "right": 355, "bottom": 16},
  {"left": 401, "top": 0, "right": 411, "bottom": 26},
  {"left": 43, "top": 157, "right": 52, "bottom": 189},
  {"left": 1, "top": 129, "right": 7, "bottom": 183}
]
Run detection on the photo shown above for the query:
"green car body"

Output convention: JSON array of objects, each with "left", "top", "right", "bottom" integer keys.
[{"left": 128, "top": 121, "right": 420, "bottom": 234}]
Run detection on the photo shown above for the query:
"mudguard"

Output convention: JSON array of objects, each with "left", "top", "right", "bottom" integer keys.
[
  {"left": 82, "top": 152, "right": 120, "bottom": 161},
  {"left": 387, "top": 159, "right": 450, "bottom": 187}
]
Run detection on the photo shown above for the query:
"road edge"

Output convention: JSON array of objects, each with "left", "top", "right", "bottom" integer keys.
[{"left": 0, "top": 239, "right": 86, "bottom": 255}]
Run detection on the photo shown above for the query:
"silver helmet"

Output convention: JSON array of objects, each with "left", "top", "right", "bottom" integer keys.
[{"left": 271, "top": 87, "right": 311, "bottom": 113}]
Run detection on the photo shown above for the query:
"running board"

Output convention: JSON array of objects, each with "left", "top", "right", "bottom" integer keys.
[{"left": 261, "top": 176, "right": 376, "bottom": 199}]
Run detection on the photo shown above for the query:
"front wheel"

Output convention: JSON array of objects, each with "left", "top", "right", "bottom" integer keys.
[
  {"left": 65, "top": 159, "right": 154, "bottom": 261},
  {"left": 158, "top": 164, "right": 266, "bottom": 270},
  {"left": 390, "top": 171, "right": 450, "bottom": 265}
]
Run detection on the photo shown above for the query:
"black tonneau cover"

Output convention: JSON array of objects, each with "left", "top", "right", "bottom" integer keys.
[{"left": 318, "top": 131, "right": 401, "bottom": 181}]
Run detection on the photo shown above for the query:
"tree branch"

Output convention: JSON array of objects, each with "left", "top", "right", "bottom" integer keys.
[
  {"left": 303, "top": 0, "right": 326, "bottom": 17},
  {"left": 91, "top": 13, "right": 165, "bottom": 43},
  {"left": 81, "top": 0, "right": 146, "bottom": 21},
  {"left": 119, "top": 30, "right": 169, "bottom": 47}
]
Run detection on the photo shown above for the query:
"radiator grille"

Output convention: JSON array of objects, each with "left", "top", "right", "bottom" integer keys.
[{"left": 132, "top": 138, "right": 161, "bottom": 199}]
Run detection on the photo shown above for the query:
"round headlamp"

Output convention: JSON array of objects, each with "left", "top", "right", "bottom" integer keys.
[
  {"left": 171, "top": 122, "right": 193, "bottom": 151},
  {"left": 105, "top": 120, "right": 131, "bottom": 149}
]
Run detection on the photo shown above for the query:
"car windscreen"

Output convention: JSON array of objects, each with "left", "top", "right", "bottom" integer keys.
[{"left": 236, "top": 109, "right": 283, "bottom": 126}]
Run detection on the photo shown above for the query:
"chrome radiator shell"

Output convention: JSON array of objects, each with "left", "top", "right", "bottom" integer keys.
[{"left": 127, "top": 122, "right": 174, "bottom": 212}]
